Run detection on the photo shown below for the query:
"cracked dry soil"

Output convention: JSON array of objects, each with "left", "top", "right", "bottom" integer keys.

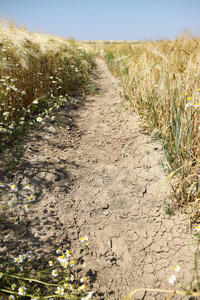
[{"left": 3, "top": 59, "right": 196, "bottom": 299}]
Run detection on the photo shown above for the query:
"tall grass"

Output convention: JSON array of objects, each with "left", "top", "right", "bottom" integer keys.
[
  {"left": 0, "top": 22, "right": 96, "bottom": 299},
  {"left": 0, "top": 21, "right": 95, "bottom": 148},
  {"left": 99, "top": 33, "right": 200, "bottom": 215}
]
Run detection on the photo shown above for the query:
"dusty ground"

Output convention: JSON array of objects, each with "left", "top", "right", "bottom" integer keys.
[{"left": 1, "top": 58, "right": 197, "bottom": 299}]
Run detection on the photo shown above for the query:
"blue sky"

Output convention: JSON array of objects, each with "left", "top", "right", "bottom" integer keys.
[{"left": 0, "top": 0, "right": 200, "bottom": 41}]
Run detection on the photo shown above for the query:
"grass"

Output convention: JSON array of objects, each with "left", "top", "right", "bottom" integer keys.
[
  {"left": 1, "top": 20, "right": 200, "bottom": 299},
  {"left": 163, "top": 201, "right": 175, "bottom": 216},
  {"left": 0, "top": 21, "right": 95, "bottom": 152},
  {"left": 0, "top": 21, "right": 96, "bottom": 300},
  {"left": 92, "top": 32, "right": 200, "bottom": 221}
]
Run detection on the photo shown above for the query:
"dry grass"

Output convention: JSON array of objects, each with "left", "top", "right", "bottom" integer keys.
[
  {"left": 0, "top": 21, "right": 70, "bottom": 54},
  {"left": 96, "top": 33, "right": 200, "bottom": 218},
  {"left": 0, "top": 21, "right": 95, "bottom": 148}
]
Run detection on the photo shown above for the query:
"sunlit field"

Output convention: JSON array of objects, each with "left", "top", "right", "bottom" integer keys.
[
  {"left": 0, "top": 22, "right": 95, "bottom": 148},
  {"left": 1, "top": 19, "right": 200, "bottom": 299},
  {"left": 93, "top": 34, "right": 200, "bottom": 220},
  {"left": 0, "top": 21, "right": 95, "bottom": 300}
]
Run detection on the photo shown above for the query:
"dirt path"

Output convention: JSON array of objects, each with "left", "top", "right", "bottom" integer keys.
[{"left": 10, "top": 58, "right": 195, "bottom": 299}]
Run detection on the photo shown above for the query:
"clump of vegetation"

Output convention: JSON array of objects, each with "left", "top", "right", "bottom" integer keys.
[
  {"left": 97, "top": 33, "right": 200, "bottom": 219},
  {"left": 0, "top": 21, "right": 95, "bottom": 151},
  {"left": 0, "top": 21, "right": 96, "bottom": 299},
  {"left": 0, "top": 241, "right": 93, "bottom": 299}
]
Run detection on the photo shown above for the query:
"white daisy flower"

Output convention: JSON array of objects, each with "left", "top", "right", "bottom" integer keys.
[
  {"left": 185, "top": 102, "right": 192, "bottom": 108},
  {"left": 16, "top": 205, "right": 23, "bottom": 212},
  {"left": 174, "top": 265, "right": 180, "bottom": 272},
  {"left": 48, "top": 260, "right": 53, "bottom": 267},
  {"left": 9, "top": 124, "right": 14, "bottom": 129},
  {"left": 26, "top": 250, "right": 33, "bottom": 258},
  {"left": 24, "top": 184, "right": 31, "bottom": 190},
  {"left": 55, "top": 287, "right": 64, "bottom": 296},
  {"left": 169, "top": 275, "right": 176, "bottom": 284},
  {"left": 70, "top": 260, "right": 75, "bottom": 267},
  {"left": 80, "top": 236, "right": 88, "bottom": 242},
  {"left": 65, "top": 250, "right": 71, "bottom": 257},
  {"left": 57, "top": 254, "right": 66, "bottom": 263},
  {"left": 61, "top": 260, "right": 68, "bottom": 268},
  {"left": 10, "top": 184, "right": 18, "bottom": 191},
  {"left": 78, "top": 284, "right": 87, "bottom": 291},
  {"left": 36, "top": 117, "right": 42, "bottom": 122},
  {"left": 28, "top": 195, "right": 36, "bottom": 201},
  {"left": 14, "top": 256, "right": 23, "bottom": 263},
  {"left": 18, "top": 286, "right": 26, "bottom": 296},
  {"left": 24, "top": 204, "right": 30, "bottom": 211},
  {"left": 52, "top": 269, "right": 58, "bottom": 277},
  {"left": 19, "top": 254, "right": 27, "bottom": 261},
  {"left": 56, "top": 248, "right": 61, "bottom": 254}
]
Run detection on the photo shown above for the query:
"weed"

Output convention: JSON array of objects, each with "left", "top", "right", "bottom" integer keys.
[
  {"left": 0, "top": 21, "right": 96, "bottom": 300},
  {"left": 163, "top": 201, "right": 175, "bottom": 216},
  {"left": 0, "top": 244, "right": 93, "bottom": 299},
  {"left": 119, "top": 199, "right": 125, "bottom": 207}
]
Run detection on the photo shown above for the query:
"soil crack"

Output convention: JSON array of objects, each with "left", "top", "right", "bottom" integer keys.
[{"left": 8, "top": 58, "right": 195, "bottom": 299}]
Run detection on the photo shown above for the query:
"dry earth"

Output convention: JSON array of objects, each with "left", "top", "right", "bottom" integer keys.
[{"left": 1, "top": 59, "right": 197, "bottom": 299}]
